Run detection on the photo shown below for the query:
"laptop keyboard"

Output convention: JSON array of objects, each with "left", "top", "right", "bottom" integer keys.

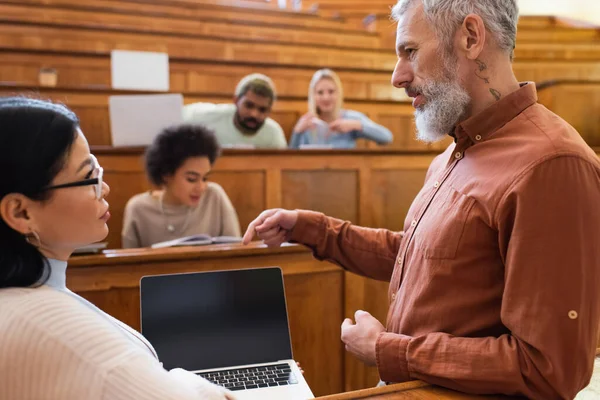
[{"left": 197, "top": 363, "right": 298, "bottom": 391}]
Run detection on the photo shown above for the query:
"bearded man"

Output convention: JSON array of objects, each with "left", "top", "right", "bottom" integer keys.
[
  {"left": 242, "top": 0, "right": 600, "bottom": 398},
  {"left": 183, "top": 73, "right": 287, "bottom": 148}
]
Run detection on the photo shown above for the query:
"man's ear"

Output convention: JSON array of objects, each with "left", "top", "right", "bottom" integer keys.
[
  {"left": 233, "top": 95, "right": 240, "bottom": 105},
  {"left": 0, "top": 193, "right": 35, "bottom": 235},
  {"left": 457, "top": 13, "right": 486, "bottom": 60}
]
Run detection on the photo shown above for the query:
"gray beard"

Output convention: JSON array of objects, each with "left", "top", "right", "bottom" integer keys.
[{"left": 414, "top": 79, "right": 471, "bottom": 143}]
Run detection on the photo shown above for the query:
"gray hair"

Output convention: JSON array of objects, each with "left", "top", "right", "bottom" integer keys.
[{"left": 391, "top": 0, "right": 519, "bottom": 59}]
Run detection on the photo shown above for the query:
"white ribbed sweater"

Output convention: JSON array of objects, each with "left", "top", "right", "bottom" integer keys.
[{"left": 0, "top": 259, "right": 234, "bottom": 400}]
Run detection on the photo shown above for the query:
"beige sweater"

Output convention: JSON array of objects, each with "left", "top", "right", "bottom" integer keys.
[
  {"left": 0, "top": 259, "right": 234, "bottom": 400},
  {"left": 122, "top": 182, "right": 241, "bottom": 248}
]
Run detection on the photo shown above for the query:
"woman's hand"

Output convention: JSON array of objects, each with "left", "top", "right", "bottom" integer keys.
[
  {"left": 329, "top": 119, "right": 362, "bottom": 134},
  {"left": 292, "top": 112, "right": 318, "bottom": 133}
]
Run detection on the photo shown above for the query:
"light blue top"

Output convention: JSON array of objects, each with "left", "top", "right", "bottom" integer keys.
[{"left": 289, "top": 109, "right": 393, "bottom": 149}]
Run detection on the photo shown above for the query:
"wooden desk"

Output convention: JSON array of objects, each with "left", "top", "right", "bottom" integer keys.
[
  {"left": 316, "top": 381, "right": 522, "bottom": 399},
  {"left": 67, "top": 242, "right": 345, "bottom": 397}
]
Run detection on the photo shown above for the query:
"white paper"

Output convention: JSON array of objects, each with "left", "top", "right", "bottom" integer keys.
[{"left": 111, "top": 50, "right": 170, "bottom": 92}]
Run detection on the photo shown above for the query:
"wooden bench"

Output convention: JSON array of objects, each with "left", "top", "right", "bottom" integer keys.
[
  {"left": 2, "top": 18, "right": 600, "bottom": 73},
  {"left": 0, "top": 84, "right": 432, "bottom": 149},
  {"left": 12, "top": 0, "right": 350, "bottom": 30},
  {"left": 2, "top": 78, "right": 598, "bottom": 148},
  {"left": 0, "top": 1, "right": 381, "bottom": 50},
  {"left": 4, "top": 50, "right": 599, "bottom": 106}
]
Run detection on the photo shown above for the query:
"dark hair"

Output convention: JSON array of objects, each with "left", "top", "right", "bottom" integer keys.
[
  {"left": 145, "top": 124, "right": 221, "bottom": 187},
  {"left": 0, "top": 97, "right": 80, "bottom": 289}
]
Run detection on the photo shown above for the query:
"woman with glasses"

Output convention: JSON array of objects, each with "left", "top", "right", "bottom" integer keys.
[
  {"left": 0, "top": 97, "right": 234, "bottom": 400},
  {"left": 122, "top": 124, "right": 241, "bottom": 248}
]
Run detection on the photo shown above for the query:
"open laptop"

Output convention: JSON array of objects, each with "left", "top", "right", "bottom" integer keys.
[
  {"left": 108, "top": 93, "right": 183, "bottom": 146},
  {"left": 140, "top": 268, "right": 314, "bottom": 400}
]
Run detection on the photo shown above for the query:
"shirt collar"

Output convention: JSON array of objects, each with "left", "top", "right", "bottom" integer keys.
[{"left": 456, "top": 82, "right": 538, "bottom": 143}]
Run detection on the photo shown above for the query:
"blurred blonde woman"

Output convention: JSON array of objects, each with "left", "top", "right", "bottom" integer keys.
[{"left": 290, "top": 69, "right": 393, "bottom": 149}]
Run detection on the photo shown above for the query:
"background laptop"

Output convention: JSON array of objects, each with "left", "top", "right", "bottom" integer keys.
[
  {"left": 140, "top": 268, "right": 314, "bottom": 400},
  {"left": 108, "top": 93, "right": 183, "bottom": 147}
]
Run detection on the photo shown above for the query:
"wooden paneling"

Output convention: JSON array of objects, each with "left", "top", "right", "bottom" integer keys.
[
  {"left": 270, "top": 110, "right": 302, "bottom": 142},
  {"left": 209, "top": 170, "right": 266, "bottom": 234},
  {"left": 67, "top": 243, "right": 345, "bottom": 396},
  {"left": 282, "top": 170, "right": 358, "bottom": 222}
]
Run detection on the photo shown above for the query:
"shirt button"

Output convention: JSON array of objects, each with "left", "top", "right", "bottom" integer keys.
[
  {"left": 433, "top": 181, "right": 440, "bottom": 188},
  {"left": 391, "top": 293, "right": 396, "bottom": 300},
  {"left": 568, "top": 310, "right": 578, "bottom": 320},
  {"left": 475, "top": 135, "right": 482, "bottom": 141},
  {"left": 410, "top": 219, "right": 417, "bottom": 227},
  {"left": 454, "top": 152, "right": 463, "bottom": 160},
  {"left": 397, "top": 256, "right": 403, "bottom": 265}
]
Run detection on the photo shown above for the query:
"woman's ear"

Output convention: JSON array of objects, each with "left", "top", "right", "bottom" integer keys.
[
  {"left": 162, "top": 174, "right": 173, "bottom": 186},
  {"left": 0, "top": 194, "right": 36, "bottom": 235}
]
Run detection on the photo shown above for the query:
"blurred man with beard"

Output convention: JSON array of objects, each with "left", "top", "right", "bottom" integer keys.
[
  {"left": 183, "top": 74, "right": 287, "bottom": 148},
  {"left": 242, "top": 0, "right": 600, "bottom": 398}
]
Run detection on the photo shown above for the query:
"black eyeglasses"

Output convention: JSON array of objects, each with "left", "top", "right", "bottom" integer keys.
[{"left": 44, "top": 155, "right": 104, "bottom": 199}]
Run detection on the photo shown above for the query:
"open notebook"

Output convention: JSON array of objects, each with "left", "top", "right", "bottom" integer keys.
[{"left": 150, "top": 235, "right": 242, "bottom": 249}]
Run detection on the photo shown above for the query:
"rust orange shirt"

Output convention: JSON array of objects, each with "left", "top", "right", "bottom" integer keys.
[{"left": 290, "top": 83, "right": 600, "bottom": 399}]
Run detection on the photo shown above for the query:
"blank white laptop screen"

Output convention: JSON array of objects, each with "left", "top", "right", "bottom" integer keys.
[{"left": 108, "top": 94, "right": 183, "bottom": 147}]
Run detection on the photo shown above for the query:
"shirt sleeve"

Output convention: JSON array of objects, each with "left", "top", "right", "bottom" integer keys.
[
  {"left": 349, "top": 111, "right": 393, "bottom": 145},
  {"left": 289, "top": 210, "right": 403, "bottom": 282},
  {"left": 376, "top": 155, "right": 600, "bottom": 400}
]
